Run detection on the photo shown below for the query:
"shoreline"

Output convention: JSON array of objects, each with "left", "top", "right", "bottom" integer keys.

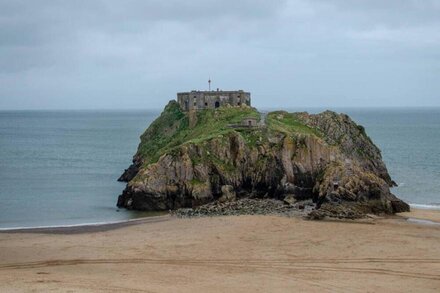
[
  {"left": 1, "top": 205, "right": 439, "bottom": 234},
  {"left": 1, "top": 208, "right": 439, "bottom": 292},
  {"left": 0, "top": 214, "right": 171, "bottom": 234},
  {"left": 408, "top": 203, "right": 440, "bottom": 210}
]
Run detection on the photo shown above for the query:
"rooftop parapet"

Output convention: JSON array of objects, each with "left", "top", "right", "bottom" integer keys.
[{"left": 177, "top": 90, "right": 251, "bottom": 111}]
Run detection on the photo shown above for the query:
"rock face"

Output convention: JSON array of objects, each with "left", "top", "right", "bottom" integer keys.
[{"left": 117, "top": 101, "right": 409, "bottom": 217}]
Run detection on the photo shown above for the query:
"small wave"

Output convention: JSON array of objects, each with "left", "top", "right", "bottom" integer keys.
[
  {"left": 0, "top": 217, "right": 157, "bottom": 232},
  {"left": 409, "top": 203, "right": 440, "bottom": 210},
  {"left": 407, "top": 218, "right": 440, "bottom": 226}
]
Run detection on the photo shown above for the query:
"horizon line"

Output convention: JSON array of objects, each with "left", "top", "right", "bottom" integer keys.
[{"left": 1, "top": 105, "right": 440, "bottom": 111}]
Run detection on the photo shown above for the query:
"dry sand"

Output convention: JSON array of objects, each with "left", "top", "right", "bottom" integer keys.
[{"left": 0, "top": 209, "right": 440, "bottom": 292}]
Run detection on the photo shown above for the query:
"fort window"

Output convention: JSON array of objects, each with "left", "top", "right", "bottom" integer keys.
[
  {"left": 215, "top": 101, "right": 220, "bottom": 108},
  {"left": 205, "top": 102, "right": 208, "bottom": 106}
]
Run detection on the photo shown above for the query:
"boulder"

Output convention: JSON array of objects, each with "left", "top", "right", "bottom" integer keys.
[
  {"left": 283, "top": 194, "right": 296, "bottom": 206},
  {"left": 218, "top": 185, "right": 236, "bottom": 203}
]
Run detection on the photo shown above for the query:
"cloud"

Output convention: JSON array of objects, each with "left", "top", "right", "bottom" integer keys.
[
  {"left": 0, "top": 0, "right": 439, "bottom": 109},
  {"left": 307, "top": 0, "right": 440, "bottom": 47},
  {"left": 0, "top": 0, "right": 286, "bottom": 71},
  {"left": 310, "top": 0, "right": 440, "bottom": 26}
]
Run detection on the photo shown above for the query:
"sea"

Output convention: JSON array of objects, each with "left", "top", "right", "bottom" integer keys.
[{"left": 0, "top": 108, "right": 439, "bottom": 229}]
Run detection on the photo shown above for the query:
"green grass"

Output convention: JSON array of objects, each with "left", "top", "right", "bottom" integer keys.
[
  {"left": 183, "top": 106, "right": 259, "bottom": 143},
  {"left": 136, "top": 101, "right": 260, "bottom": 165},
  {"left": 135, "top": 102, "right": 323, "bottom": 174},
  {"left": 238, "top": 128, "right": 265, "bottom": 147},
  {"left": 136, "top": 101, "right": 188, "bottom": 164},
  {"left": 267, "top": 111, "right": 322, "bottom": 137}
]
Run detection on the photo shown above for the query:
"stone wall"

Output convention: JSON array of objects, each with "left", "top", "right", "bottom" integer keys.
[
  {"left": 177, "top": 90, "right": 251, "bottom": 111},
  {"left": 241, "top": 117, "right": 258, "bottom": 127}
]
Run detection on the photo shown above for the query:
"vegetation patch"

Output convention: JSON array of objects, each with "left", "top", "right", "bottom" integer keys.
[
  {"left": 267, "top": 111, "right": 322, "bottom": 137},
  {"left": 137, "top": 101, "right": 260, "bottom": 166}
]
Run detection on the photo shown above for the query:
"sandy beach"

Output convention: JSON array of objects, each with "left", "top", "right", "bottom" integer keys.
[{"left": 0, "top": 209, "right": 439, "bottom": 292}]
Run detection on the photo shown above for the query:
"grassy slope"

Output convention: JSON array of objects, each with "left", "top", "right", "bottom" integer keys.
[
  {"left": 136, "top": 101, "right": 260, "bottom": 165},
  {"left": 266, "top": 111, "right": 321, "bottom": 137},
  {"left": 136, "top": 101, "right": 322, "bottom": 168}
]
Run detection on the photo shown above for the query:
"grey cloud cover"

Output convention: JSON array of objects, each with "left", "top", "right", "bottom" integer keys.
[{"left": 0, "top": 0, "right": 439, "bottom": 109}]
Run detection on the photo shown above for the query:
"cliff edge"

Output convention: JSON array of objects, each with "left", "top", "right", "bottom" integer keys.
[{"left": 117, "top": 101, "right": 409, "bottom": 218}]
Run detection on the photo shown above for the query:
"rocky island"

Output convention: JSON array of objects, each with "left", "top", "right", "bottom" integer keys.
[{"left": 117, "top": 93, "right": 409, "bottom": 219}]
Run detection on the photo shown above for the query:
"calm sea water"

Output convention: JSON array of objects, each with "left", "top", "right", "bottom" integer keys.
[
  {"left": 0, "top": 110, "right": 161, "bottom": 229},
  {"left": 345, "top": 108, "right": 440, "bottom": 209},
  {"left": 0, "top": 108, "right": 439, "bottom": 229}
]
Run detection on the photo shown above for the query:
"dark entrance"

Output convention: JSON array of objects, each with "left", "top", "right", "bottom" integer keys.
[{"left": 215, "top": 101, "right": 220, "bottom": 108}]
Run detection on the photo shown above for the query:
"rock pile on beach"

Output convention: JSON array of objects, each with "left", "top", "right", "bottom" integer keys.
[
  {"left": 173, "top": 197, "right": 372, "bottom": 220},
  {"left": 174, "top": 198, "right": 313, "bottom": 218},
  {"left": 306, "top": 203, "right": 367, "bottom": 220}
]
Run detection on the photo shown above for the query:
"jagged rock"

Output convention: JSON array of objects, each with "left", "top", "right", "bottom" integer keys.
[
  {"left": 118, "top": 159, "right": 140, "bottom": 182},
  {"left": 219, "top": 185, "right": 236, "bottom": 203},
  {"left": 283, "top": 194, "right": 297, "bottom": 206},
  {"left": 391, "top": 199, "right": 411, "bottom": 213},
  {"left": 306, "top": 203, "right": 365, "bottom": 220},
  {"left": 116, "top": 100, "right": 409, "bottom": 216}
]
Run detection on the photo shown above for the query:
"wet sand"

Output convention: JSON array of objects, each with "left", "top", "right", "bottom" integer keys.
[{"left": 0, "top": 209, "right": 440, "bottom": 292}]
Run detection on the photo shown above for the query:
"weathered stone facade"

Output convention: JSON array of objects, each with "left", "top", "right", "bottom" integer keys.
[
  {"left": 241, "top": 117, "right": 258, "bottom": 127},
  {"left": 177, "top": 90, "right": 251, "bottom": 111},
  {"left": 227, "top": 117, "right": 259, "bottom": 129}
]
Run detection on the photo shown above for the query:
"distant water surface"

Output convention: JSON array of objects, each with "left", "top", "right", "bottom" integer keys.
[
  {"left": 0, "top": 108, "right": 439, "bottom": 229},
  {"left": 0, "top": 110, "right": 161, "bottom": 229},
  {"left": 346, "top": 108, "right": 440, "bottom": 208}
]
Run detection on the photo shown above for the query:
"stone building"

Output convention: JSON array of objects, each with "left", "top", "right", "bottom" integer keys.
[
  {"left": 241, "top": 117, "right": 258, "bottom": 127},
  {"left": 177, "top": 90, "right": 251, "bottom": 111}
]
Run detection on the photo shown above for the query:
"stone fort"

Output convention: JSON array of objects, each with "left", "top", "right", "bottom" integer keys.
[{"left": 177, "top": 89, "right": 251, "bottom": 111}]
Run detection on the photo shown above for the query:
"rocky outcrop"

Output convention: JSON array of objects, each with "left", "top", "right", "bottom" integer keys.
[
  {"left": 117, "top": 101, "right": 409, "bottom": 218},
  {"left": 117, "top": 157, "right": 140, "bottom": 182},
  {"left": 295, "top": 111, "right": 396, "bottom": 186}
]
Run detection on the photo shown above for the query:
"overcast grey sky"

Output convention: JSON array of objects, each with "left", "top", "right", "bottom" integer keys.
[{"left": 0, "top": 0, "right": 439, "bottom": 110}]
